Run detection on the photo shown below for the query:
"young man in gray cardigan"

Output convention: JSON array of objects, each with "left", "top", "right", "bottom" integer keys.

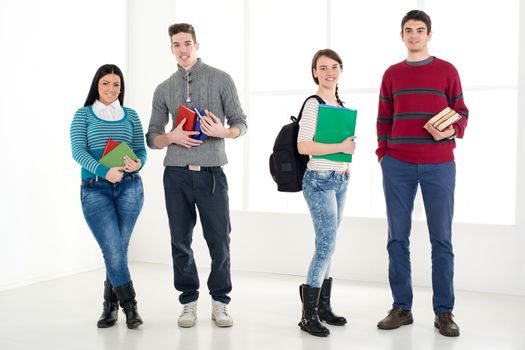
[{"left": 146, "top": 23, "right": 247, "bottom": 328}]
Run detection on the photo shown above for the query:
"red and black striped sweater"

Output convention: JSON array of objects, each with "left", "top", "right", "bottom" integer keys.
[{"left": 376, "top": 56, "right": 468, "bottom": 164}]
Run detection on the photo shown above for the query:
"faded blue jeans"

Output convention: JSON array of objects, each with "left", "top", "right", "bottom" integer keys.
[
  {"left": 80, "top": 173, "right": 144, "bottom": 288},
  {"left": 303, "top": 169, "right": 349, "bottom": 288}
]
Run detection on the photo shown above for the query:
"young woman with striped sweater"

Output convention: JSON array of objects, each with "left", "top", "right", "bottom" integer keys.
[{"left": 70, "top": 64, "right": 147, "bottom": 329}]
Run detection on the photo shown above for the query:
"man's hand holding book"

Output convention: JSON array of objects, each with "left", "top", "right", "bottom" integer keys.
[{"left": 424, "top": 107, "right": 460, "bottom": 141}]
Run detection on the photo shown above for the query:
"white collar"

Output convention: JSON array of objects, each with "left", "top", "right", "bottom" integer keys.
[
  {"left": 93, "top": 99, "right": 124, "bottom": 121},
  {"left": 94, "top": 99, "right": 121, "bottom": 110}
]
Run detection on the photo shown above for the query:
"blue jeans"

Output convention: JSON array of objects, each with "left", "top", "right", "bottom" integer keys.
[
  {"left": 381, "top": 155, "right": 455, "bottom": 314},
  {"left": 163, "top": 166, "right": 232, "bottom": 305},
  {"left": 81, "top": 173, "right": 144, "bottom": 288},
  {"left": 303, "top": 169, "right": 349, "bottom": 288}
]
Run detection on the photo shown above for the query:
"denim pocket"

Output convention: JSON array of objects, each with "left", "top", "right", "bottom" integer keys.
[
  {"left": 314, "top": 171, "right": 332, "bottom": 180},
  {"left": 138, "top": 177, "right": 144, "bottom": 195},
  {"left": 305, "top": 171, "right": 335, "bottom": 192},
  {"left": 212, "top": 168, "right": 229, "bottom": 193},
  {"left": 80, "top": 182, "right": 96, "bottom": 203},
  {"left": 128, "top": 175, "right": 144, "bottom": 197}
]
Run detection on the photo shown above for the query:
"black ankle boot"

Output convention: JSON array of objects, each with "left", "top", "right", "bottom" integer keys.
[
  {"left": 298, "top": 284, "right": 330, "bottom": 337},
  {"left": 97, "top": 280, "right": 119, "bottom": 328},
  {"left": 318, "top": 278, "right": 347, "bottom": 326},
  {"left": 114, "top": 281, "right": 143, "bottom": 329}
]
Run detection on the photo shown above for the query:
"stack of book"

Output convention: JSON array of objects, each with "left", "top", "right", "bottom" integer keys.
[
  {"left": 99, "top": 140, "right": 138, "bottom": 168},
  {"left": 427, "top": 107, "right": 461, "bottom": 131},
  {"left": 175, "top": 104, "right": 208, "bottom": 140}
]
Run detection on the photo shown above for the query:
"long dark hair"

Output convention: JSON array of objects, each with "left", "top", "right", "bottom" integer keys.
[
  {"left": 83, "top": 64, "right": 125, "bottom": 107},
  {"left": 311, "top": 49, "right": 344, "bottom": 107}
]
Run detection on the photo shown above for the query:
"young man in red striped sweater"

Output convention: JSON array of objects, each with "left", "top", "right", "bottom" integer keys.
[{"left": 375, "top": 10, "right": 468, "bottom": 337}]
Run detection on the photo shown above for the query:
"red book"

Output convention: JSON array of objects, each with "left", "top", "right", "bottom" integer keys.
[
  {"left": 175, "top": 104, "right": 197, "bottom": 131},
  {"left": 101, "top": 139, "right": 120, "bottom": 158}
]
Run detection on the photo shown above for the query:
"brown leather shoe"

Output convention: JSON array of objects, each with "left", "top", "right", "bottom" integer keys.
[
  {"left": 435, "top": 312, "right": 460, "bottom": 337},
  {"left": 377, "top": 307, "right": 413, "bottom": 330}
]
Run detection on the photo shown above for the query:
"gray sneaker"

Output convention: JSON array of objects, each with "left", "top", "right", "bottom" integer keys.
[
  {"left": 211, "top": 300, "right": 233, "bottom": 327},
  {"left": 178, "top": 301, "right": 197, "bottom": 328}
]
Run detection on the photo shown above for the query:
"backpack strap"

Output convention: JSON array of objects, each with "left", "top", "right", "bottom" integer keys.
[{"left": 295, "top": 95, "right": 325, "bottom": 123}]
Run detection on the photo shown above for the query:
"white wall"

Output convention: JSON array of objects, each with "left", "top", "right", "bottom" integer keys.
[
  {"left": 128, "top": 0, "right": 525, "bottom": 296},
  {"left": 0, "top": 0, "right": 128, "bottom": 290},
  {"left": 516, "top": 0, "right": 525, "bottom": 296}
]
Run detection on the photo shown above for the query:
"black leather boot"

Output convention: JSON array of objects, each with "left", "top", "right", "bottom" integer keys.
[
  {"left": 298, "top": 284, "right": 330, "bottom": 337},
  {"left": 318, "top": 278, "right": 347, "bottom": 326},
  {"left": 114, "top": 281, "right": 143, "bottom": 329},
  {"left": 97, "top": 280, "right": 119, "bottom": 328}
]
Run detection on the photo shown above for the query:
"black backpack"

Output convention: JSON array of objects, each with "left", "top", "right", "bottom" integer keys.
[{"left": 269, "top": 95, "right": 325, "bottom": 192}]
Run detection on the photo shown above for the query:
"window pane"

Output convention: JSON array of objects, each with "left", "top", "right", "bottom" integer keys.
[
  {"left": 203, "top": 0, "right": 519, "bottom": 226},
  {"left": 249, "top": 0, "right": 327, "bottom": 92},
  {"left": 331, "top": 0, "right": 417, "bottom": 89},
  {"left": 342, "top": 93, "right": 386, "bottom": 218},
  {"left": 454, "top": 90, "right": 517, "bottom": 224},
  {"left": 175, "top": 0, "right": 245, "bottom": 90},
  {"left": 425, "top": 0, "right": 519, "bottom": 86}
]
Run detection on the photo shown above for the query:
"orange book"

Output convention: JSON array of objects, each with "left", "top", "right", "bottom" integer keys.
[{"left": 175, "top": 104, "right": 197, "bottom": 132}]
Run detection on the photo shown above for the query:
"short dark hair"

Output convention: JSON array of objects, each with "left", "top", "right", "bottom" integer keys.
[
  {"left": 84, "top": 64, "right": 125, "bottom": 107},
  {"left": 168, "top": 23, "right": 197, "bottom": 42},
  {"left": 401, "top": 10, "right": 432, "bottom": 33}
]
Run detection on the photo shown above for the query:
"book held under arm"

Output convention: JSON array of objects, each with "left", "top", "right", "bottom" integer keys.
[
  {"left": 99, "top": 141, "right": 138, "bottom": 168},
  {"left": 312, "top": 105, "right": 357, "bottom": 162},
  {"left": 427, "top": 107, "right": 461, "bottom": 131}
]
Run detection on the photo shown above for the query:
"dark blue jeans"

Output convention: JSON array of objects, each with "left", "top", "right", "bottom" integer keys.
[
  {"left": 163, "top": 166, "right": 231, "bottom": 305},
  {"left": 80, "top": 173, "right": 144, "bottom": 288},
  {"left": 381, "top": 155, "right": 455, "bottom": 314}
]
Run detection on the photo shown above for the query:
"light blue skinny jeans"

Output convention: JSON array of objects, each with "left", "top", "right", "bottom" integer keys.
[{"left": 303, "top": 169, "right": 349, "bottom": 288}]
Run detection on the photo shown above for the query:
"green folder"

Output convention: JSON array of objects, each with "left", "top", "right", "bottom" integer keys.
[
  {"left": 99, "top": 141, "right": 138, "bottom": 168},
  {"left": 312, "top": 104, "right": 357, "bottom": 162}
]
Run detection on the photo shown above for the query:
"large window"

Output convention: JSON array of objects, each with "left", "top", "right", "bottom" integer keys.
[{"left": 173, "top": 0, "right": 519, "bottom": 225}]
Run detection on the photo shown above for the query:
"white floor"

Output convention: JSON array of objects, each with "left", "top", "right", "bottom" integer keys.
[{"left": 0, "top": 263, "right": 523, "bottom": 350}]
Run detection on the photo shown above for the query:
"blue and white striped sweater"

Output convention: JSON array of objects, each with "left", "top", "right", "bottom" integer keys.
[{"left": 70, "top": 105, "right": 147, "bottom": 179}]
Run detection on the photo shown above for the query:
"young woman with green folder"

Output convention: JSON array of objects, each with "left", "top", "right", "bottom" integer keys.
[
  {"left": 296, "top": 49, "right": 356, "bottom": 337},
  {"left": 70, "top": 64, "right": 147, "bottom": 329}
]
